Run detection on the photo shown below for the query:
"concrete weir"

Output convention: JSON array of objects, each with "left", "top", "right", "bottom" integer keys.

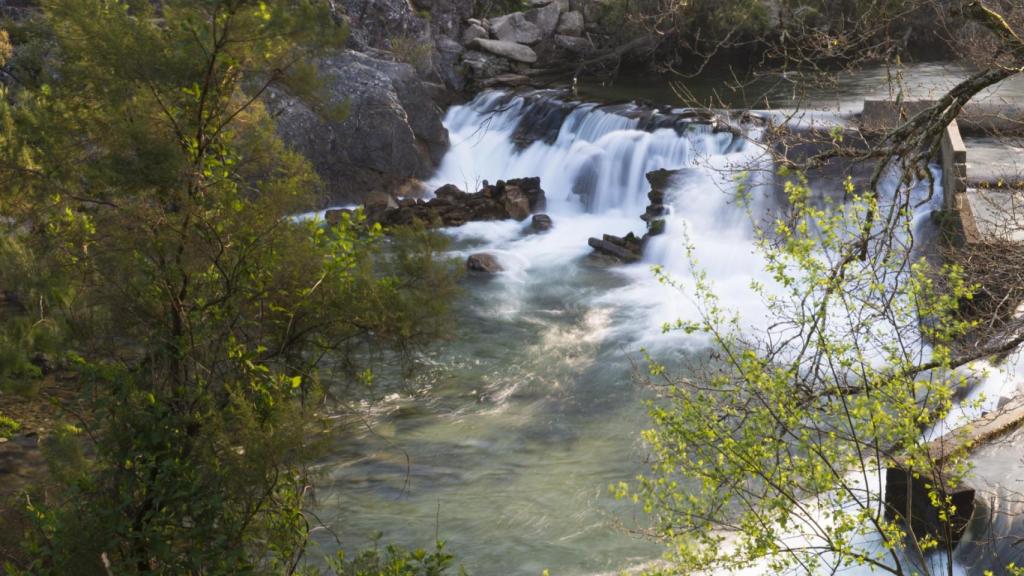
[{"left": 861, "top": 100, "right": 1024, "bottom": 551}]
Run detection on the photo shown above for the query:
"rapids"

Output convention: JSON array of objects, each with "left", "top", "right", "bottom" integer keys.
[{"left": 313, "top": 68, "right": 1024, "bottom": 575}]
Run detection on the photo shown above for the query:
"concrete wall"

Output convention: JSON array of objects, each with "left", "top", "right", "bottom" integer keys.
[{"left": 941, "top": 119, "right": 968, "bottom": 211}]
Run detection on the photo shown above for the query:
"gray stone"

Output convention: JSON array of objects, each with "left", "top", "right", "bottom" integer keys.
[
  {"left": 340, "top": 0, "right": 475, "bottom": 89},
  {"left": 433, "top": 36, "right": 466, "bottom": 92},
  {"left": 462, "top": 23, "right": 489, "bottom": 45},
  {"left": 469, "top": 38, "right": 539, "bottom": 63},
  {"left": 554, "top": 34, "right": 591, "bottom": 53},
  {"left": 467, "top": 253, "right": 504, "bottom": 274},
  {"left": 480, "top": 73, "right": 533, "bottom": 88},
  {"left": 491, "top": 12, "right": 543, "bottom": 45},
  {"left": 463, "top": 49, "right": 513, "bottom": 77},
  {"left": 556, "top": 11, "right": 584, "bottom": 36},
  {"left": 525, "top": 1, "right": 561, "bottom": 37},
  {"left": 269, "top": 51, "right": 449, "bottom": 205}
]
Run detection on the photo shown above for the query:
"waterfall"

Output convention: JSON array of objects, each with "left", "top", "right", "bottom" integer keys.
[{"left": 429, "top": 90, "right": 749, "bottom": 217}]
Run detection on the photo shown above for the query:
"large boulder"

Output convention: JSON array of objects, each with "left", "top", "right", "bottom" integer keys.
[
  {"left": 463, "top": 50, "right": 514, "bottom": 78},
  {"left": 525, "top": 1, "right": 561, "bottom": 37},
  {"left": 491, "top": 12, "right": 543, "bottom": 45},
  {"left": 557, "top": 11, "right": 585, "bottom": 36},
  {"left": 469, "top": 38, "right": 538, "bottom": 63},
  {"left": 268, "top": 51, "right": 449, "bottom": 205},
  {"left": 462, "top": 22, "right": 489, "bottom": 45}
]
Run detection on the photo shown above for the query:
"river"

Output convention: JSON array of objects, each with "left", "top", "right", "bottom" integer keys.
[{"left": 309, "top": 64, "right": 1024, "bottom": 576}]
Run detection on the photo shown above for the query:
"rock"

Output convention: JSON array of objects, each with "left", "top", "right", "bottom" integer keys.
[
  {"left": 557, "top": 11, "right": 584, "bottom": 36},
  {"left": 339, "top": 0, "right": 473, "bottom": 93},
  {"left": 490, "top": 13, "right": 543, "bottom": 45},
  {"left": 480, "top": 73, "right": 533, "bottom": 88},
  {"left": 324, "top": 208, "right": 354, "bottom": 226},
  {"left": 503, "top": 186, "right": 532, "bottom": 220},
  {"left": 647, "top": 218, "right": 666, "bottom": 236},
  {"left": 531, "top": 214, "right": 553, "bottom": 231},
  {"left": 433, "top": 36, "right": 467, "bottom": 93},
  {"left": 525, "top": 1, "right": 561, "bottom": 37},
  {"left": 463, "top": 50, "right": 513, "bottom": 78},
  {"left": 588, "top": 233, "right": 643, "bottom": 263},
  {"left": 646, "top": 168, "right": 678, "bottom": 191},
  {"left": 467, "top": 253, "right": 504, "bottom": 273},
  {"left": 462, "top": 23, "right": 489, "bottom": 45},
  {"left": 268, "top": 51, "right": 449, "bottom": 205},
  {"left": 554, "top": 34, "right": 591, "bottom": 53},
  {"left": 641, "top": 204, "right": 668, "bottom": 222},
  {"left": 434, "top": 183, "right": 467, "bottom": 200},
  {"left": 371, "top": 178, "right": 547, "bottom": 229},
  {"left": 469, "top": 38, "right": 538, "bottom": 63}
]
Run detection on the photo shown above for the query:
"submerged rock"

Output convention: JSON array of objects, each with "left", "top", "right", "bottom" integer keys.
[
  {"left": 531, "top": 213, "right": 553, "bottom": 231},
  {"left": 466, "top": 253, "right": 504, "bottom": 273}
]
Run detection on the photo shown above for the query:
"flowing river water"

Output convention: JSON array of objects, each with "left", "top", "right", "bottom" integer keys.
[{"left": 310, "top": 64, "right": 1024, "bottom": 575}]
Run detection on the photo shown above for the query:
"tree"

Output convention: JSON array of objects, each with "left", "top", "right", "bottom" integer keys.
[
  {"left": 0, "top": 1, "right": 459, "bottom": 573},
  {"left": 617, "top": 2, "right": 1024, "bottom": 575}
]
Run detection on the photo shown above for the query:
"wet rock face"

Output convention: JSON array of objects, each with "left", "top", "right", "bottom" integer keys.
[
  {"left": 268, "top": 51, "right": 449, "bottom": 206},
  {"left": 366, "top": 178, "right": 547, "bottom": 228}
]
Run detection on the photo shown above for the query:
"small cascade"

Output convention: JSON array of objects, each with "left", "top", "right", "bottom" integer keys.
[{"left": 429, "top": 90, "right": 752, "bottom": 218}]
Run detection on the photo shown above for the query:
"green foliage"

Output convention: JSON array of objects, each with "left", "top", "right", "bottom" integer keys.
[
  {"left": 0, "top": 1, "right": 459, "bottom": 574},
  {"left": 627, "top": 174, "right": 986, "bottom": 574},
  {"left": 324, "top": 537, "right": 464, "bottom": 576},
  {"left": 390, "top": 36, "right": 434, "bottom": 74},
  {"left": 0, "top": 413, "right": 21, "bottom": 438}
]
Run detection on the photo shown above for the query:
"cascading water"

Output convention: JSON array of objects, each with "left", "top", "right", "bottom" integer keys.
[{"left": 316, "top": 88, "right": 1024, "bottom": 576}]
